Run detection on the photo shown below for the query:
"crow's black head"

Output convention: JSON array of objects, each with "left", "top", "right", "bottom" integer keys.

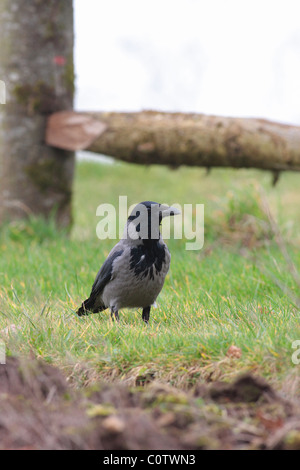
[{"left": 127, "top": 201, "right": 180, "bottom": 241}]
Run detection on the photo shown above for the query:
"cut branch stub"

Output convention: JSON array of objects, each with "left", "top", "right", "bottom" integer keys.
[{"left": 46, "top": 111, "right": 107, "bottom": 151}]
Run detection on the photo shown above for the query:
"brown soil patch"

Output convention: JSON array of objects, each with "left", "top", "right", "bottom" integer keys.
[{"left": 0, "top": 356, "right": 299, "bottom": 450}]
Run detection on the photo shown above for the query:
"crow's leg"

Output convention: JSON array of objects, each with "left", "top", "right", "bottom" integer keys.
[
  {"left": 110, "top": 306, "right": 119, "bottom": 322},
  {"left": 142, "top": 306, "right": 151, "bottom": 324}
]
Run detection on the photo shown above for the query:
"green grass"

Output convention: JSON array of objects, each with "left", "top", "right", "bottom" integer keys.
[{"left": 0, "top": 161, "right": 299, "bottom": 391}]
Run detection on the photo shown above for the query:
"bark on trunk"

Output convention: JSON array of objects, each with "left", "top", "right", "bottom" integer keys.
[
  {"left": 47, "top": 111, "right": 300, "bottom": 172},
  {"left": 0, "top": 0, "right": 75, "bottom": 227}
]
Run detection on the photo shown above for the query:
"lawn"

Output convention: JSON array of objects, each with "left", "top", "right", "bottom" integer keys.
[{"left": 0, "top": 159, "right": 299, "bottom": 393}]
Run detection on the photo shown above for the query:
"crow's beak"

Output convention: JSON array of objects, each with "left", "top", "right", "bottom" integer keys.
[{"left": 160, "top": 204, "right": 181, "bottom": 218}]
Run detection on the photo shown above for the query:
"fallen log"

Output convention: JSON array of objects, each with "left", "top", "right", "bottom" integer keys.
[{"left": 46, "top": 111, "right": 300, "bottom": 172}]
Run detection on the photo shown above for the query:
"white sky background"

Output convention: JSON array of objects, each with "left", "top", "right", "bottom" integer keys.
[{"left": 74, "top": 0, "right": 300, "bottom": 125}]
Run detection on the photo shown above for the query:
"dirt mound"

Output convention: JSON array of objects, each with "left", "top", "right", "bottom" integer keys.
[
  {"left": 0, "top": 356, "right": 68, "bottom": 400},
  {"left": 0, "top": 357, "right": 299, "bottom": 450}
]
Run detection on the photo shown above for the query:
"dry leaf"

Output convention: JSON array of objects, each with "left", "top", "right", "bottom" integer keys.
[{"left": 226, "top": 345, "right": 242, "bottom": 359}]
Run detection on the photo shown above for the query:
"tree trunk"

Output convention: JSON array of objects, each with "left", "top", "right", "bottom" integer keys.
[
  {"left": 47, "top": 111, "right": 300, "bottom": 173},
  {"left": 0, "top": 0, "right": 75, "bottom": 227}
]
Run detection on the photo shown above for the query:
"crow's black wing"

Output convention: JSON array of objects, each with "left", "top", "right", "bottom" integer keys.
[
  {"left": 77, "top": 249, "right": 123, "bottom": 315},
  {"left": 90, "top": 249, "right": 124, "bottom": 297}
]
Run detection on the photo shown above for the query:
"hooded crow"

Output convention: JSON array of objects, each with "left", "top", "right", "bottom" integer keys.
[{"left": 77, "top": 201, "right": 180, "bottom": 323}]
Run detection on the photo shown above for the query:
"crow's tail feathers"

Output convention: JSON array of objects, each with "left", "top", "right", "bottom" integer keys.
[{"left": 77, "top": 296, "right": 106, "bottom": 316}]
